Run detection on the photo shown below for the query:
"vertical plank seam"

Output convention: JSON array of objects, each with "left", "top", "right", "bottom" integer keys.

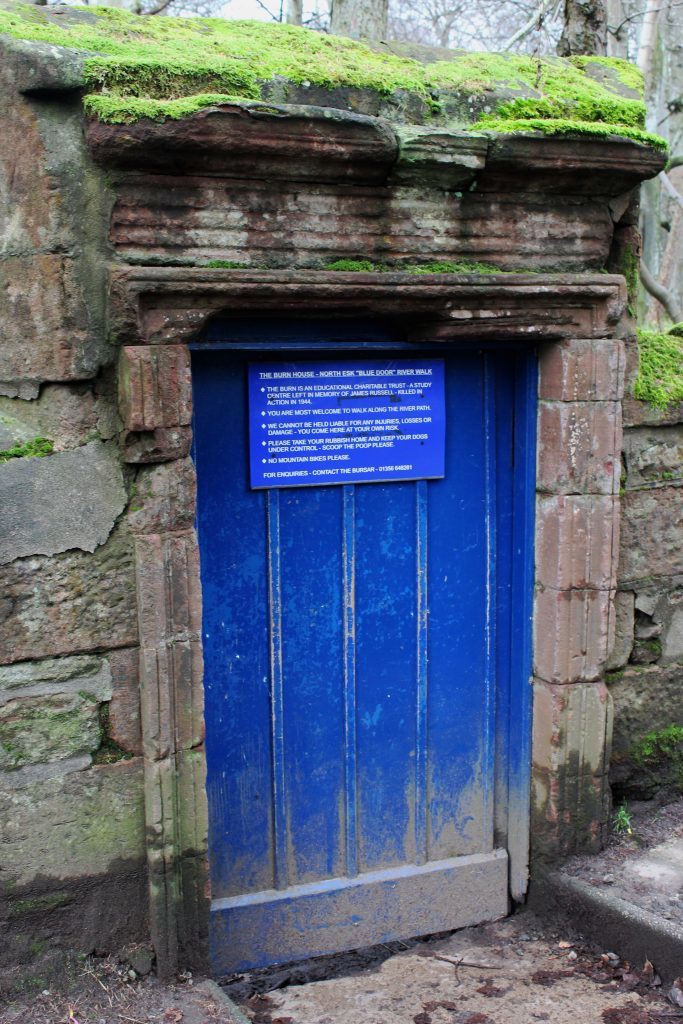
[
  {"left": 342, "top": 485, "right": 359, "bottom": 878},
  {"left": 267, "top": 490, "right": 288, "bottom": 890},
  {"left": 415, "top": 480, "right": 429, "bottom": 867}
]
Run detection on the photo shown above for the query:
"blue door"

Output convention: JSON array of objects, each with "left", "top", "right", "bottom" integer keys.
[{"left": 192, "top": 323, "right": 535, "bottom": 977}]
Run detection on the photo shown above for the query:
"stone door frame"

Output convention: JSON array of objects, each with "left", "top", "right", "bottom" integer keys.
[{"left": 114, "top": 267, "right": 626, "bottom": 977}]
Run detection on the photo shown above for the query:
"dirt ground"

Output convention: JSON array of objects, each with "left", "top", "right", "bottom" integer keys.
[
  {"left": 2, "top": 909, "right": 680, "bottom": 1024},
  {"left": 560, "top": 797, "right": 683, "bottom": 925},
  {"left": 3, "top": 799, "right": 682, "bottom": 1024}
]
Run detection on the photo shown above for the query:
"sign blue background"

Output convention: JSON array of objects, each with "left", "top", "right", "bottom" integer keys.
[{"left": 248, "top": 359, "right": 446, "bottom": 489}]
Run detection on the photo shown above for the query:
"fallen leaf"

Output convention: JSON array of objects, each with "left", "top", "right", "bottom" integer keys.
[{"left": 669, "top": 977, "right": 683, "bottom": 1007}]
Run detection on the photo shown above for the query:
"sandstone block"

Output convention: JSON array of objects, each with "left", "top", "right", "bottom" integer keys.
[
  {"left": 0, "top": 654, "right": 111, "bottom": 704},
  {"left": 122, "top": 427, "right": 192, "bottom": 465},
  {"left": 539, "top": 338, "right": 625, "bottom": 403},
  {"left": 537, "top": 401, "right": 622, "bottom": 495},
  {"left": 0, "top": 441, "right": 127, "bottom": 564},
  {"left": 532, "top": 679, "right": 613, "bottom": 777},
  {"left": 0, "top": 759, "right": 145, "bottom": 888},
  {"left": 0, "top": 255, "right": 100, "bottom": 390},
  {"left": 607, "top": 590, "right": 635, "bottom": 670},
  {"left": 534, "top": 586, "right": 615, "bottom": 683},
  {"left": 536, "top": 494, "right": 619, "bottom": 590},
  {"left": 140, "top": 639, "right": 204, "bottom": 760},
  {"left": 135, "top": 532, "right": 202, "bottom": 649},
  {"left": 607, "top": 662, "right": 683, "bottom": 757},
  {"left": 107, "top": 648, "right": 142, "bottom": 757},
  {"left": 118, "top": 345, "right": 191, "bottom": 432},
  {"left": 127, "top": 458, "right": 196, "bottom": 535},
  {"left": 0, "top": 692, "right": 101, "bottom": 771},
  {"left": 531, "top": 764, "right": 610, "bottom": 858},
  {"left": 0, "top": 529, "right": 137, "bottom": 665},
  {"left": 623, "top": 425, "right": 683, "bottom": 489},
  {"left": 619, "top": 487, "right": 683, "bottom": 581}
]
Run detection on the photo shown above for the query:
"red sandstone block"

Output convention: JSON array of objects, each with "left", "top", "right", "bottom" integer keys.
[
  {"left": 537, "top": 401, "right": 622, "bottom": 495},
  {"left": 539, "top": 338, "right": 625, "bottom": 403},
  {"left": 140, "top": 639, "right": 204, "bottom": 760},
  {"left": 531, "top": 765, "right": 610, "bottom": 857},
  {"left": 536, "top": 494, "right": 619, "bottom": 590},
  {"left": 134, "top": 531, "right": 203, "bottom": 649},
  {"left": 122, "top": 426, "right": 192, "bottom": 465},
  {"left": 532, "top": 678, "right": 612, "bottom": 776},
  {"left": 534, "top": 586, "right": 616, "bottom": 684},
  {"left": 119, "top": 345, "right": 191, "bottom": 432},
  {"left": 108, "top": 647, "right": 143, "bottom": 757}
]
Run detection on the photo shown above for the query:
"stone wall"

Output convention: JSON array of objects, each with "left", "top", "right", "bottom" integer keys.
[
  {"left": 0, "top": 45, "right": 148, "bottom": 993},
  {"left": 0, "top": 22, "right": 676, "bottom": 990},
  {"left": 607, "top": 342, "right": 683, "bottom": 801}
]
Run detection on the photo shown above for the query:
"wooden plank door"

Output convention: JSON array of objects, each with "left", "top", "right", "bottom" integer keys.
[{"left": 191, "top": 332, "right": 535, "bottom": 976}]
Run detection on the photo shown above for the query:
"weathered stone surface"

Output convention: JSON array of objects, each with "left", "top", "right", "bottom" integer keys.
[
  {"left": 107, "top": 647, "right": 142, "bottom": 757},
  {"left": 0, "top": 383, "right": 118, "bottom": 451},
  {"left": 0, "top": 47, "right": 111, "bottom": 393},
  {"left": 88, "top": 101, "right": 399, "bottom": 182},
  {"left": 534, "top": 587, "right": 615, "bottom": 684},
  {"left": 110, "top": 268, "right": 626, "bottom": 348},
  {"left": 619, "top": 487, "right": 683, "bottom": 581},
  {"left": 623, "top": 425, "right": 683, "bottom": 488},
  {"left": 121, "top": 426, "right": 192, "bottom": 465},
  {"left": 536, "top": 494, "right": 619, "bottom": 590},
  {"left": 607, "top": 590, "right": 635, "bottom": 670},
  {"left": 0, "top": 654, "right": 112, "bottom": 772},
  {"left": 119, "top": 346, "right": 191, "bottom": 432},
  {"left": 531, "top": 764, "right": 610, "bottom": 858},
  {"left": 0, "top": 692, "right": 102, "bottom": 771},
  {"left": 106, "top": 175, "right": 616, "bottom": 272},
  {"left": 0, "top": 441, "right": 127, "bottom": 564},
  {"left": 0, "top": 759, "right": 145, "bottom": 887},
  {"left": 0, "top": 654, "right": 110, "bottom": 703},
  {"left": 391, "top": 127, "right": 487, "bottom": 189},
  {"left": 135, "top": 532, "right": 202, "bottom": 650},
  {"left": 126, "top": 459, "right": 196, "bottom": 536},
  {"left": 608, "top": 662, "right": 683, "bottom": 798},
  {"left": 538, "top": 338, "right": 625, "bottom": 403},
  {"left": 532, "top": 679, "right": 613, "bottom": 777},
  {"left": 0, "top": 528, "right": 137, "bottom": 665},
  {"left": 484, "top": 134, "right": 665, "bottom": 195},
  {"left": 537, "top": 401, "right": 622, "bottom": 495}
]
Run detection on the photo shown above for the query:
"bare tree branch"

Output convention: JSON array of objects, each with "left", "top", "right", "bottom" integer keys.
[
  {"left": 660, "top": 170, "right": 683, "bottom": 211},
  {"left": 501, "top": 0, "right": 557, "bottom": 49},
  {"left": 640, "top": 259, "right": 683, "bottom": 322}
]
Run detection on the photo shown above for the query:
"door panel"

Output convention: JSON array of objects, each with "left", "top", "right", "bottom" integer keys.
[{"left": 192, "top": 341, "right": 535, "bottom": 974}]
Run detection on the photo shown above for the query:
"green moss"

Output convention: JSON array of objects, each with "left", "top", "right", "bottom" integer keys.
[
  {"left": 634, "top": 329, "right": 683, "bottom": 409},
  {"left": 0, "top": 2, "right": 666, "bottom": 148},
  {"left": 205, "top": 259, "right": 250, "bottom": 269},
  {"left": 0, "top": 437, "right": 54, "bottom": 463},
  {"left": 324, "top": 258, "right": 505, "bottom": 273},
  {"left": 93, "top": 703, "right": 131, "bottom": 765},
  {"left": 9, "top": 892, "right": 72, "bottom": 918},
  {"left": 474, "top": 116, "right": 667, "bottom": 149},
  {"left": 631, "top": 724, "right": 683, "bottom": 765},
  {"left": 568, "top": 55, "right": 644, "bottom": 94},
  {"left": 605, "top": 669, "right": 625, "bottom": 683}
]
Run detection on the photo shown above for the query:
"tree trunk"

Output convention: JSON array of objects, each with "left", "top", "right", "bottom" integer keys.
[
  {"left": 330, "top": 0, "right": 389, "bottom": 39},
  {"left": 286, "top": 0, "right": 303, "bottom": 24},
  {"left": 558, "top": 0, "right": 608, "bottom": 54},
  {"left": 606, "top": 0, "right": 628, "bottom": 57}
]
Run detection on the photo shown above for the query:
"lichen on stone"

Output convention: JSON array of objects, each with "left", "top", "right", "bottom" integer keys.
[
  {"left": 634, "top": 328, "right": 683, "bottom": 409},
  {"left": 0, "top": 0, "right": 668, "bottom": 148}
]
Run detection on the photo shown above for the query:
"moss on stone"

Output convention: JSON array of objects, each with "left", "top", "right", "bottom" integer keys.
[
  {"left": 0, "top": 436, "right": 54, "bottom": 463},
  {"left": 634, "top": 328, "right": 683, "bottom": 409},
  {"left": 0, "top": 1, "right": 667, "bottom": 148},
  {"left": 323, "top": 258, "right": 506, "bottom": 273},
  {"left": 631, "top": 723, "right": 683, "bottom": 765},
  {"left": 474, "top": 115, "right": 666, "bottom": 149}
]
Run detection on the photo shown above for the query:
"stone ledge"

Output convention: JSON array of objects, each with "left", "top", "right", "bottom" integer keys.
[
  {"left": 109, "top": 268, "right": 627, "bottom": 346},
  {"left": 529, "top": 871, "right": 683, "bottom": 986}
]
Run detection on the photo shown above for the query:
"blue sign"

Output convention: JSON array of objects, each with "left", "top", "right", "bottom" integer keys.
[{"left": 248, "top": 359, "right": 445, "bottom": 489}]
